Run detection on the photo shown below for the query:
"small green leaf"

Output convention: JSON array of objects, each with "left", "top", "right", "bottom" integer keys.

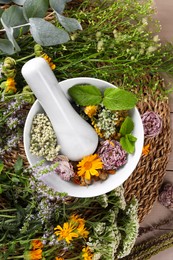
[
  {"left": 56, "top": 13, "right": 82, "bottom": 32},
  {"left": 50, "top": 0, "right": 68, "bottom": 14},
  {"left": 120, "top": 116, "right": 134, "bottom": 135},
  {"left": 23, "top": 0, "right": 49, "bottom": 21},
  {"left": 0, "top": 39, "right": 14, "bottom": 54},
  {"left": 14, "top": 157, "right": 23, "bottom": 174},
  {"left": 0, "top": 161, "right": 4, "bottom": 173},
  {"left": 127, "top": 133, "right": 137, "bottom": 142},
  {"left": 11, "top": 177, "right": 20, "bottom": 183},
  {"left": 68, "top": 84, "right": 102, "bottom": 106},
  {"left": 0, "top": 185, "right": 3, "bottom": 194},
  {"left": 29, "top": 18, "right": 70, "bottom": 46},
  {"left": 120, "top": 135, "right": 136, "bottom": 154},
  {"left": 103, "top": 88, "right": 138, "bottom": 110}
]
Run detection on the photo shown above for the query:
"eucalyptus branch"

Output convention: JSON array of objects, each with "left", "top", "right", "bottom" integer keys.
[{"left": 0, "top": 23, "right": 30, "bottom": 32}]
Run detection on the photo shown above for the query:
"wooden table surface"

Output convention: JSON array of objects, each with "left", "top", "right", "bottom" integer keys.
[{"left": 137, "top": 1, "right": 173, "bottom": 259}]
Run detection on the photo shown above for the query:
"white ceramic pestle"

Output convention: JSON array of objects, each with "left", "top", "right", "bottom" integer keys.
[{"left": 21, "top": 57, "right": 98, "bottom": 161}]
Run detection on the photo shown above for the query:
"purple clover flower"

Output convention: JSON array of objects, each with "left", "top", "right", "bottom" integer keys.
[
  {"left": 54, "top": 155, "right": 75, "bottom": 181},
  {"left": 97, "top": 140, "right": 127, "bottom": 170},
  {"left": 141, "top": 111, "right": 162, "bottom": 137}
]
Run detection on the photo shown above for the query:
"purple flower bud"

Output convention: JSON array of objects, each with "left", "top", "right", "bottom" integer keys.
[
  {"left": 97, "top": 140, "right": 127, "bottom": 170},
  {"left": 141, "top": 111, "right": 162, "bottom": 138},
  {"left": 54, "top": 155, "right": 75, "bottom": 181}
]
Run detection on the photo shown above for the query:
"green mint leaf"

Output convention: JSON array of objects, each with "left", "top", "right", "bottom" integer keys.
[
  {"left": 14, "top": 157, "right": 23, "bottom": 174},
  {"left": 103, "top": 88, "right": 138, "bottom": 110},
  {"left": 120, "top": 135, "right": 136, "bottom": 154},
  {"left": 127, "top": 133, "right": 137, "bottom": 142},
  {"left": 120, "top": 116, "right": 134, "bottom": 135},
  {"left": 68, "top": 84, "right": 102, "bottom": 106}
]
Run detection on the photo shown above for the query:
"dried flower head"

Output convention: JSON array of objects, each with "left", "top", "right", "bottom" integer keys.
[
  {"left": 97, "top": 140, "right": 127, "bottom": 170},
  {"left": 54, "top": 155, "right": 75, "bottom": 181},
  {"left": 141, "top": 111, "right": 162, "bottom": 137},
  {"left": 84, "top": 105, "right": 98, "bottom": 118},
  {"left": 158, "top": 182, "right": 173, "bottom": 210}
]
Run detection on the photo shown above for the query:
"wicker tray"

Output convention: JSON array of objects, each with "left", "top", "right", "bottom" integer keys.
[{"left": 124, "top": 87, "right": 172, "bottom": 223}]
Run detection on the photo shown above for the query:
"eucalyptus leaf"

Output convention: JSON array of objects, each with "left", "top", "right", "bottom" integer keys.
[
  {"left": 49, "top": 0, "right": 67, "bottom": 14},
  {"left": 29, "top": 18, "right": 70, "bottom": 46},
  {"left": 56, "top": 13, "right": 82, "bottom": 32},
  {"left": 103, "top": 88, "right": 138, "bottom": 110},
  {"left": 12, "top": 0, "right": 26, "bottom": 4},
  {"left": 120, "top": 116, "right": 134, "bottom": 136},
  {"left": 0, "top": 18, "right": 20, "bottom": 52},
  {"left": 0, "top": 9, "right": 4, "bottom": 29},
  {"left": 68, "top": 84, "right": 102, "bottom": 106},
  {"left": 0, "top": 39, "right": 14, "bottom": 54},
  {"left": 23, "top": 0, "right": 49, "bottom": 21},
  {"left": 1, "top": 5, "right": 28, "bottom": 37}
]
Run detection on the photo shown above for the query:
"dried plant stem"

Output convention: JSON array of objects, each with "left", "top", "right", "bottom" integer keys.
[
  {"left": 123, "top": 231, "right": 173, "bottom": 259},
  {"left": 138, "top": 216, "right": 173, "bottom": 236}
]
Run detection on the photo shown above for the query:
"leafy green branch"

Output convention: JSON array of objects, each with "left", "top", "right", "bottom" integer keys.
[
  {"left": 68, "top": 84, "right": 138, "bottom": 110},
  {"left": 0, "top": 0, "right": 82, "bottom": 54},
  {"left": 119, "top": 116, "right": 137, "bottom": 154}
]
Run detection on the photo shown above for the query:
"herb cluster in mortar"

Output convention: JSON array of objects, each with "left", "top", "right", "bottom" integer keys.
[{"left": 30, "top": 84, "right": 138, "bottom": 186}]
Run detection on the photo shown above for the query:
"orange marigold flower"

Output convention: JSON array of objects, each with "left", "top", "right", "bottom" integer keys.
[
  {"left": 77, "top": 154, "right": 103, "bottom": 180},
  {"left": 28, "top": 249, "right": 42, "bottom": 260},
  {"left": 142, "top": 144, "right": 150, "bottom": 155},
  {"left": 55, "top": 257, "right": 64, "bottom": 260},
  {"left": 5, "top": 77, "right": 17, "bottom": 93},
  {"left": 82, "top": 246, "right": 93, "bottom": 260},
  {"left": 31, "top": 239, "right": 43, "bottom": 250},
  {"left": 42, "top": 53, "right": 56, "bottom": 70},
  {"left": 54, "top": 222, "right": 78, "bottom": 244},
  {"left": 84, "top": 105, "right": 98, "bottom": 118}
]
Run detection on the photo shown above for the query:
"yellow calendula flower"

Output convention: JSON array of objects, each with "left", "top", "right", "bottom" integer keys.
[
  {"left": 77, "top": 154, "right": 103, "bottom": 180},
  {"left": 31, "top": 239, "right": 43, "bottom": 250},
  {"left": 142, "top": 144, "right": 150, "bottom": 155},
  {"left": 84, "top": 105, "right": 98, "bottom": 118},
  {"left": 82, "top": 246, "right": 93, "bottom": 260},
  {"left": 54, "top": 222, "right": 78, "bottom": 244},
  {"left": 5, "top": 77, "right": 17, "bottom": 93},
  {"left": 42, "top": 53, "right": 56, "bottom": 70}
]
